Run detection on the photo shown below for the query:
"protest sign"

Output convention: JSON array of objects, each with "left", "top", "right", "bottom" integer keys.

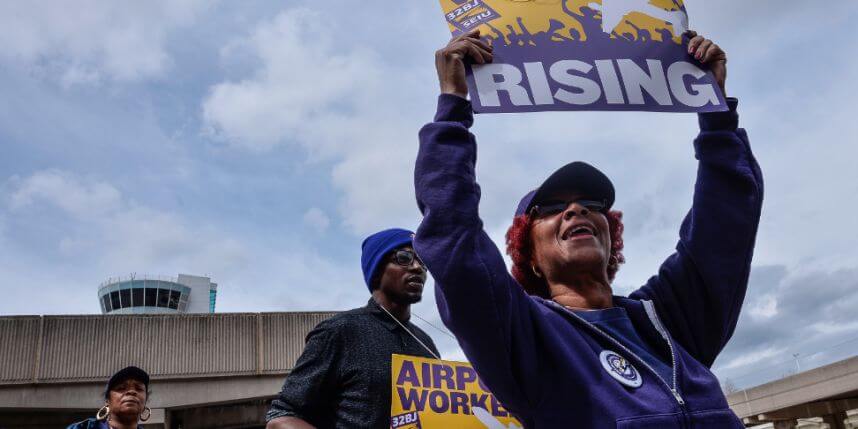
[
  {"left": 438, "top": 0, "right": 728, "bottom": 113},
  {"left": 390, "top": 354, "right": 522, "bottom": 429}
]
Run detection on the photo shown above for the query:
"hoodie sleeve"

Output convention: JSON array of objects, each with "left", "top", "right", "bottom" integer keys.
[
  {"left": 629, "top": 98, "right": 764, "bottom": 367},
  {"left": 413, "top": 94, "right": 543, "bottom": 413}
]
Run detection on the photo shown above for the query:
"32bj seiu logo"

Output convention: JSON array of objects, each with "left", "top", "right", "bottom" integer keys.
[
  {"left": 391, "top": 411, "right": 422, "bottom": 429},
  {"left": 445, "top": 0, "right": 501, "bottom": 32}
]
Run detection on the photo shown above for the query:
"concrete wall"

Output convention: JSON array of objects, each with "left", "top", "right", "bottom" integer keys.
[
  {"left": 0, "top": 311, "right": 335, "bottom": 386},
  {"left": 728, "top": 356, "right": 858, "bottom": 419},
  {"left": 0, "top": 311, "right": 337, "bottom": 428},
  {"left": 0, "top": 375, "right": 285, "bottom": 409}
]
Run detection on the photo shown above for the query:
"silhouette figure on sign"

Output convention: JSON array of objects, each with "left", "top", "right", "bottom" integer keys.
[
  {"left": 470, "top": 0, "right": 685, "bottom": 47},
  {"left": 624, "top": 19, "right": 652, "bottom": 42}
]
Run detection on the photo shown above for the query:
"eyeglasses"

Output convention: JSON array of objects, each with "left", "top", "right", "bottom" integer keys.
[
  {"left": 529, "top": 199, "right": 607, "bottom": 219},
  {"left": 391, "top": 249, "right": 425, "bottom": 268}
]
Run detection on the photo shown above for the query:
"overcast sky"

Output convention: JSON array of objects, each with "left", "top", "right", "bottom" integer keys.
[{"left": 0, "top": 1, "right": 856, "bottom": 390}]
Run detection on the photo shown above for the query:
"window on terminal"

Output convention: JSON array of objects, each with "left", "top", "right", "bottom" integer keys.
[
  {"left": 145, "top": 288, "right": 157, "bottom": 307},
  {"left": 132, "top": 288, "right": 144, "bottom": 307},
  {"left": 168, "top": 290, "right": 181, "bottom": 310},
  {"left": 157, "top": 288, "right": 170, "bottom": 308},
  {"left": 110, "top": 291, "right": 121, "bottom": 311},
  {"left": 119, "top": 289, "right": 131, "bottom": 309},
  {"left": 102, "top": 294, "right": 112, "bottom": 312}
]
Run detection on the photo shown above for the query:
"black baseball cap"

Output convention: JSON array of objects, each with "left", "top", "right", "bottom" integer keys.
[
  {"left": 515, "top": 161, "right": 615, "bottom": 216},
  {"left": 105, "top": 366, "right": 150, "bottom": 398}
]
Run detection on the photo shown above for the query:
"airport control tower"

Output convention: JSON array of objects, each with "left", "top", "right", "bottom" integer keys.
[{"left": 98, "top": 274, "right": 218, "bottom": 314}]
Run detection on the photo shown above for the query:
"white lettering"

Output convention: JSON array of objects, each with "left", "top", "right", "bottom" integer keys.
[
  {"left": 462, "top": 12, "right": 492, "bottom": 28},
  {"left": 594, "top": 60, "right": 625, "bottom": 104},
  {"left": 523, "top": 62, "right": 554, "bottom": 105},
  {"left": 549, "top": 60, "right": 601, "bottom": 105},
  {"left": 617, "top": 59, "right": 672, "bottom": 105},
  {"left": 667, "top": 61, "right": 719, "bottom": 107},
  {"left": 472, "top": 59, "right": 720, "bottom": 109},
  {"left": 472, "top": 63, "right": 533, "bottom": 107}
]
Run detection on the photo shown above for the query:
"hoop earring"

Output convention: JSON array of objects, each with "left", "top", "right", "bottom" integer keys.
[
  {"left": 531, "top": 265, "right": 542, "bottom": 278},
  {"left": 140, "top": 407, "right": 151, "bottom": 422},
  {"left": 96, "top": 405, "right": 109, "bottom": 420}
]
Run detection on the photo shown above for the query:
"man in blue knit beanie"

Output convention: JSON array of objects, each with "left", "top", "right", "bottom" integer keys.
[{"left": 267, "top": 228, "right": 440, "bottom": 429}]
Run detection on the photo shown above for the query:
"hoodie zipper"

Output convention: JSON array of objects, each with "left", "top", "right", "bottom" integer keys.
[
  {"left": 641, "top": 300, "right": 684, "bottom": 406},
  {"left": 551, "top": 302, "right": 686, "bottom": 407}
]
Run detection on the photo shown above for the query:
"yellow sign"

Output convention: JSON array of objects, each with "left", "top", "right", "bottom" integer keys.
[
  {"left": 438, "top": 0, "right": 687, "bottom": 44},
  {"left": 434, "top": 1, "right": 729, "bottom": 114},
  {"left": 391, "top": 354, "right": 522, "bottom": 429}
]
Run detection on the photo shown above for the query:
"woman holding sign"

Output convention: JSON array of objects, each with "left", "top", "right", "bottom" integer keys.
[{"left": 414, "top": 28, "right": 762, "bottom": 428}]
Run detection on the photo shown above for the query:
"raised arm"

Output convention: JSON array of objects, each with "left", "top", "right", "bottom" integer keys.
[
  {"left": 630, "top": 35, "right": 764, "bottom": 367},
  {"left": 413, "top": 30, "right": 541, "bottom": 413}
]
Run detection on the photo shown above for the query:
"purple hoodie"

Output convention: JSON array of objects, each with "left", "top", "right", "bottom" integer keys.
[{"left": 414, "top": 94, "right": 763, "bottom": 428}]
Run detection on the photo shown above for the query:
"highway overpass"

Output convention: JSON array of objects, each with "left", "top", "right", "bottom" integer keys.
[{"left": 727, "top": 355, "right": 858, "bottom": 428}]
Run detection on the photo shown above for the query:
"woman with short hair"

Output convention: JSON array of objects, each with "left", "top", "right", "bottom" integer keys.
[
  {"left": 67, "top": 366, "right": 151, "bottom": 429},
  {"left": 414, "top": 29, "right": 762, "bottom": 428}
]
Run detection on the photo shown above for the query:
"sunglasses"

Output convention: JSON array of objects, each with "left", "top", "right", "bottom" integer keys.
[
  {"left": 112, "top": 380, "right": 146, "bottom": 394},
  {"left": 529, "top": 199, "right": 607, "bottom": 219},
  {"left": 391, "top": 249, "right": 426, "bottom": 268}
]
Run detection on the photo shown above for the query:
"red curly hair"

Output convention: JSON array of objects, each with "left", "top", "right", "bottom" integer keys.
[{"left": 505, "top": 210, "right": 625, "bottom": 298}]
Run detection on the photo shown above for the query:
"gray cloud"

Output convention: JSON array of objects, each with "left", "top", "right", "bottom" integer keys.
[
  {"left": 715, "top": 265, "right": 858, "bottom": 388},
  {"left": 0, "top": 0, "right": 207, "bottom": 85},
  {"left": 0, "top": 170, "right": 367, "bottom": 315}
]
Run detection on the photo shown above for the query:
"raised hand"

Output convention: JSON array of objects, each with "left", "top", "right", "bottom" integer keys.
[
  {"left": 686, "top": 31, "right": 727, "bottom": 95},
  {"left": 435, "top": 29, "right": 494, "bottom": 98}
]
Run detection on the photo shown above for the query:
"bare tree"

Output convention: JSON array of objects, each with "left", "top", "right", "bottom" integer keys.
[{"left": 721, "top": 378, "right": 739, "bottom": 395}]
